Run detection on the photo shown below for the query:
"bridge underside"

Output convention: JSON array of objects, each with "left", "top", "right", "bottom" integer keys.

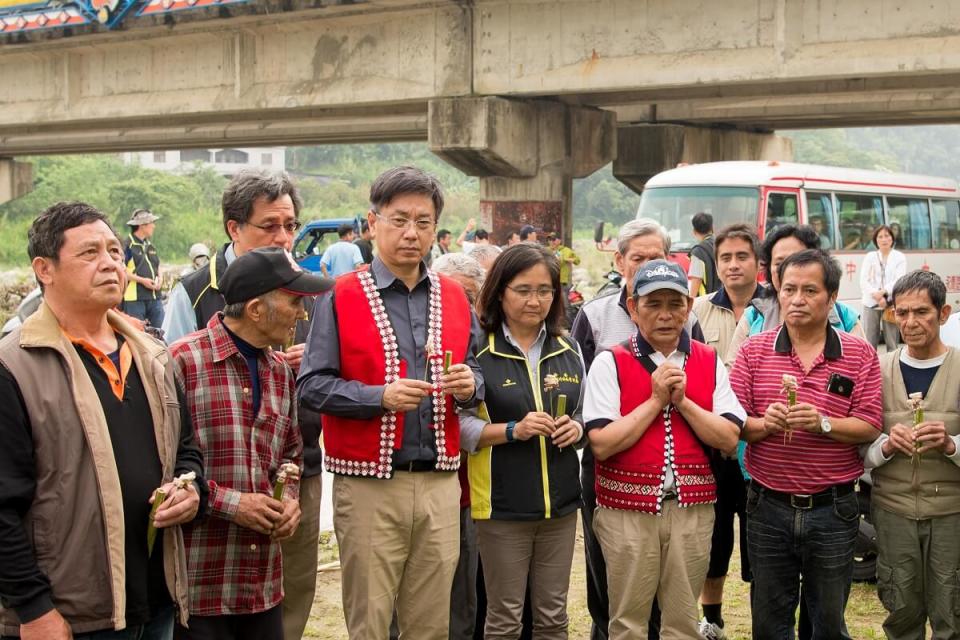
[{"left": 3, "top": 0, "right": 960, "bottom": 229}]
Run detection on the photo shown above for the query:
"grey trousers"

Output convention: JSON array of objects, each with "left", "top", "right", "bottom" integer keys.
[
  {"left": 861, "top": 305, "right": 900, "bottom": 351},
  {"left": 873, "top": 505, "right": 960, "bottom": 640}
]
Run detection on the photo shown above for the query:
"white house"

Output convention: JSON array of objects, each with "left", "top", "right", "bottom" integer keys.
[{"left": 122, "top": 147, "right": 286, "bottom": 176}]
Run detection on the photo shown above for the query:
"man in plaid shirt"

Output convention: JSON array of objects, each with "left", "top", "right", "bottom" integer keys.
[{"left": 170, "top": 247, "right": 331, "bottom": 640}]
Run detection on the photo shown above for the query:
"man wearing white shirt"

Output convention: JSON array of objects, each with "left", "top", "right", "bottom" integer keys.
[
  {"left": 864, "top": 270, "right": 960, "bottom": 640},
  {"left": 583, "top": 260, "right": 744, "bottom": 640},
  {"left": 859, "top": 224, "right": 907, "bottom": 350}
]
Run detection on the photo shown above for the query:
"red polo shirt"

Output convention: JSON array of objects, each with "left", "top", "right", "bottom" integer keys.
[{"left": 729, "top": 325, "right": 882, "bottom": 494}]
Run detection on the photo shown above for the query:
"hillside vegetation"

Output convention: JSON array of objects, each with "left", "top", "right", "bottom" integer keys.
[{"left": 2, "top": 126, "right": 960, "bottom": 268}]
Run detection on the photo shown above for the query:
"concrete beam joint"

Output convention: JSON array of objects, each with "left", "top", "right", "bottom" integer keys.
[
  {"left": 0, "top": 158, "right": 33, "bottom": 205},
  {"left": 428, "top": 97, "right": 540, "bottom": 178},
  {"left": 613, "top": 124, "right": 792, "bottom": 193}
]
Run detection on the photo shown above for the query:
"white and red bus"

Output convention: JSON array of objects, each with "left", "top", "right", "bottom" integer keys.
[{"left": 636, "top": 161, "right": 960, "bottom": 309}]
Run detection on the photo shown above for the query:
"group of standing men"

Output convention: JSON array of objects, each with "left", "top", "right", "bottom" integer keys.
[{"left": 0, "top": 163, "right": 957, "bottom": 640}]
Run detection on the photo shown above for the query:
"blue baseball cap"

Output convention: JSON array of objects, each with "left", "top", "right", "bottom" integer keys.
[{"left": 631, "top": 259, "right": 689, "bottom": 298}]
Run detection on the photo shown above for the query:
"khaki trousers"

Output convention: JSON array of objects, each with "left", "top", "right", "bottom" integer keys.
[
  {"left": 594, "top": 501, "right": 714, "bottom": 640},
  {"left": 873, "top": 506, "right": 960, "bottom": 640},
  {"left": 281, "top": 473, "right": 323, "bottom": 640},
  {"left": 334, "top": 471, "right": 460, "bottom": 640},
  {"left": 475, "top": 512, "right": 578, "bottom": 640}
]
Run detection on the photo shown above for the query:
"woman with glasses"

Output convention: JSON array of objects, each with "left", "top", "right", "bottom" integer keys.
[{"left": 461, "top": 243, "right": 585, "bottom": 640}]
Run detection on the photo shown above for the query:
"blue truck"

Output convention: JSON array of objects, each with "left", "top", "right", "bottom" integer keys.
[{"left": 292, "top": 217, "right": 361, "bottom": 273}]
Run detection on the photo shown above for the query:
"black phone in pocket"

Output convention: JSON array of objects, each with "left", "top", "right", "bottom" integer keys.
[{"left": 827, "top": 373, "right": 854, "bottom": 398}]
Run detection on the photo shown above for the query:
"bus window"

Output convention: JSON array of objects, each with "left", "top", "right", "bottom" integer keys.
[
  {"left": 805, "top": 191, "right": 835, "bottom": 250},
  {"left": 636, "top": 186, "right": 759, "bottom": 251},
  {"left": 931, "top": 199, "right": 960, "bottom": 249},
  {"left": 765, "top": 193, "right": 798, "bottom": 234},
  {"left": 886, "top": 197, "right": 931, "bottom": 250},
  {"left": 837, "top": 194, "right": 883, "bottom": 250}
]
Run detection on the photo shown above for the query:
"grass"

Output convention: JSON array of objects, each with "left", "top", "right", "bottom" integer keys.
[{"left": 304, "top": 520, "right": 886, "bottom": 639}]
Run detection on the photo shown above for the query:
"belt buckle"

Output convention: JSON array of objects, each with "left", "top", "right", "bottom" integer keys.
[{"left": 790, "top": 494, "right": 814, "bottom": 510}]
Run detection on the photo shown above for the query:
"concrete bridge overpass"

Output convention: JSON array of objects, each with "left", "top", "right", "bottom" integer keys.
[{"left": 2, "top": 0, "right": 959, "bottom": 237}]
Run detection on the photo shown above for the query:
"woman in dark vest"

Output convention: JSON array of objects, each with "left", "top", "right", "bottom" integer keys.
[{"left": 461, "top": 244, "right": 585, "bottom": 640}]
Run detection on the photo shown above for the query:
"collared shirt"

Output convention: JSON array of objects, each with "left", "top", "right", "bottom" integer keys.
[
  {"left": 583, "top": 330, "right": 746, "bottom": 490},
  {"left": 163, "top": 244, "right": 237, "bottom": 343},
  {"left": 297, "top": 258, "right": 485, "bottom": 465},
  {"left": 320, "top": 240, "right": 364, "bottom": 277},
  {"left": 692, "top": 284, "right": 764, "bottom": 368},
  {"left": 459, "top": 323, "right": 587, "bottom": 453},
  {"left": 170, "top": 314, "right": 303, "bottom": 616},
  {"left": 729, "top": 325, "right": 882, "bottom": 494}
]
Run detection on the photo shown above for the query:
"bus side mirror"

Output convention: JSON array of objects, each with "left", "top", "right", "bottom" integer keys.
[{"left": 594, "top": 221, "right": 605, "bottom": 244}]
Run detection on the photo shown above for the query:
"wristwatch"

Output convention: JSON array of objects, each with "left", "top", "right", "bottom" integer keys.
[
  {"left": 505, "top": 420, "right": 517, "bottom": 442},
  {"left": 819, "top": 414, "right": 832, "bottom": 434}
]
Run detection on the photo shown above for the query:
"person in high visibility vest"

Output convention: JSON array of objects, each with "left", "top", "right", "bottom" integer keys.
[{"left": 122, "top": 209, "right": 164, "bottom": 329}]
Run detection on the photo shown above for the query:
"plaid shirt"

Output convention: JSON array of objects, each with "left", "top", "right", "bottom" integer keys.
[{"left": 171, "top": 314, "right": 303, "bottom": 617}]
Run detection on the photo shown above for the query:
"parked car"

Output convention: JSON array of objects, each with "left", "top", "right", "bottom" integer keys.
[{"left": 293, "top": 217, "right": 358, "bottom": 273}]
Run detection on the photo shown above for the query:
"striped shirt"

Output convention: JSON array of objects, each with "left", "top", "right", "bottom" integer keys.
[{"left": 729, "top": 325, "right": 882, "bottom": 494}]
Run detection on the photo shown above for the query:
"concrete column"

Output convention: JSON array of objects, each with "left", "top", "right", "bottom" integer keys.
[
  {"left": 612, "top": 124, "right": 793, "bottom": 193},
  {"left": 0, "top": 158, "right": 33, "bottom": 205},
  {"left": 429, "top": 97, "right": 616, "bottom": 245}
]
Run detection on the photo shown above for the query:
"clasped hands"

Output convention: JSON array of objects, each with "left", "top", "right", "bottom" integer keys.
[
  {"left": 762, "top": 402, "right": 823, "bottom": 437},
  {"left": 883, "top": 421, "right": 956, "bottom": 457},
  {"left": 381, "top": 364, "right": 475, "bottom": 413},
  {"left": 514, "top": 411, "right": 582, "bottom": 449}
]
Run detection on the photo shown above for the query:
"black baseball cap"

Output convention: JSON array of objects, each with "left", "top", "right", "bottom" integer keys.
[
  {"left": 631, "top": 259, "right": 690, "bottom": 298},
  {"left": 219, "top": 247, "right": 334, "bottom": 305}
]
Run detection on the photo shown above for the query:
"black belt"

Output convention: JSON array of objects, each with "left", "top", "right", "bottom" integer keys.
[
  {"left": 392, "top": 460, "right": 436, "bottom": 473},
  {"left": 751, "top": 480, "right": 855, "bottom": 510}
]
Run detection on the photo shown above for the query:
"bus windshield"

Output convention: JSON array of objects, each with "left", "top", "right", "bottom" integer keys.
[{"left": 636, "top": 186, "right": 760, "bottom": 251}]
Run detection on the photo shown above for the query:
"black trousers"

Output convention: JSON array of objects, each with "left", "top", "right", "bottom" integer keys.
[{"left": 174, "top": 604, "right": 283, "bottom": 640}]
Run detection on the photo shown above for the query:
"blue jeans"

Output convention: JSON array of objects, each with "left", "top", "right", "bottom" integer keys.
[
  {"left": 75, "top": 607, "right": 175, "bottom": 640},
  {"left": 746, "top": 484, "right": 858, "bottom": 640},
  {"left": 123, "top": 299, "right": 165, "bottom": 330}
]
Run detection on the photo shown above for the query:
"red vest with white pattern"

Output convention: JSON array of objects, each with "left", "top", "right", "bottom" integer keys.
[
  {"left": 595, "top": 339, "right": 717, "bottom": 513},
  {"left": 322, "top": 270, "right": 471, "bottom": 479}
]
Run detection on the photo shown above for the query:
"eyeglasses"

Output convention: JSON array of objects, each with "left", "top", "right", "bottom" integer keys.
[
  {"left": 246, "top": 220, "right": 303, "bottom": 235},
  {"left": 506, "top": 285, "right": 555, "bottom": 300},
  {"left": 376, "top": 213, "right": 436, "bottom": 232}
]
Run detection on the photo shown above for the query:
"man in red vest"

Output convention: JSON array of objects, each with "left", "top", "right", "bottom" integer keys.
[
  {"left": 297, "top": 166, "right": 484, "bottom": 640},
  {"left": 583, "top": 259, "right": 743, "bottom": 640}
]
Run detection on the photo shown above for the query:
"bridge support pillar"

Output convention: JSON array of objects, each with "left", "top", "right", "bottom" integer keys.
[
  {"left": 429, "top": 97, "right": 616, "bottom": 245},
  {"left": 612, "top": 124, "right": 793, "bottom": 194},
  {"left": 0, "top": 158, "right": 33, "bottom": 205}
]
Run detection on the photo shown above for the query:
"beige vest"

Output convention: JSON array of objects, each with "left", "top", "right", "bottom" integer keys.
[
  {"left": 872, "top": 347, "right": 960, "bottom": 519},
  {"left": 692, "top": 293, "right": 738, "bottom": 367},
  {"left": 0, "top": 303, "right": 190, "bottom": 635}
]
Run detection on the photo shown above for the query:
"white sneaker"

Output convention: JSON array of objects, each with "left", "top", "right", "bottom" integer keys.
[{"left": 698, "top": 617, "right": 727, "bottom": 640}]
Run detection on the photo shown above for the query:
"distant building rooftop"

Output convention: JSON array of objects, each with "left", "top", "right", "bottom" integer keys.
[{"left": 122, "top": 147, "right": 286, "bottom": 177}]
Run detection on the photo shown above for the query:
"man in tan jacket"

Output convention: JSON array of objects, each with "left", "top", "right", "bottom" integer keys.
[
  {"left": 864, "top": 270, "right": 960, "bottom": 639},
  {"left": 0, "top": 202, "right": 205, "bottom": 640}
]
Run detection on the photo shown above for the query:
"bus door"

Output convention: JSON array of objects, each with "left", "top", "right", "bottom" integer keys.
[{"left": 760, "top": 187, "right": 800, "bottom": 236}]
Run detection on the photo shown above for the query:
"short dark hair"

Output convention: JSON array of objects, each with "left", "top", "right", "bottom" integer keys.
[
  {"left": 777, "top": 249, "right": 842, "bottom": 297},
  {"left": 359, "top": 219, "right": 369, "bottom": 233},
  {"left": 475, "top": 228, "right": 489, "bottom": 240},
  {"left": 337, "top": 223, "right": 354, "bottom": 238},
  {"left": 692, "top": 212, "right": 713, "bottom": 235},
  {"left": 28, "top": 201, "right": 111, "bottom": 261},
  {"left": 892, "top": 270, "right": 947, "bottom": 309},
  {"left": 222, "top": 169, "right": 302, "bottom": 237},
  {"left": 519, "top": 225, "right": 536, "bottom": 240},
  {"left": 369, "top": 166, "right": 444, "bottom": 220},
  {"left": 437, "top": 229, "right": 452, "bottom": 242},
  {"left": 714, "top": 223, "right": 760, "bottom": 260},
  {"left": 872, "top": 224, "right": 895, "bottom": 248},
  {"left": 477, "top": 244, "right": 566, "bottom": 337},
  {"left": 761, "top": 224, "right": 821, "bottom": 284}
]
